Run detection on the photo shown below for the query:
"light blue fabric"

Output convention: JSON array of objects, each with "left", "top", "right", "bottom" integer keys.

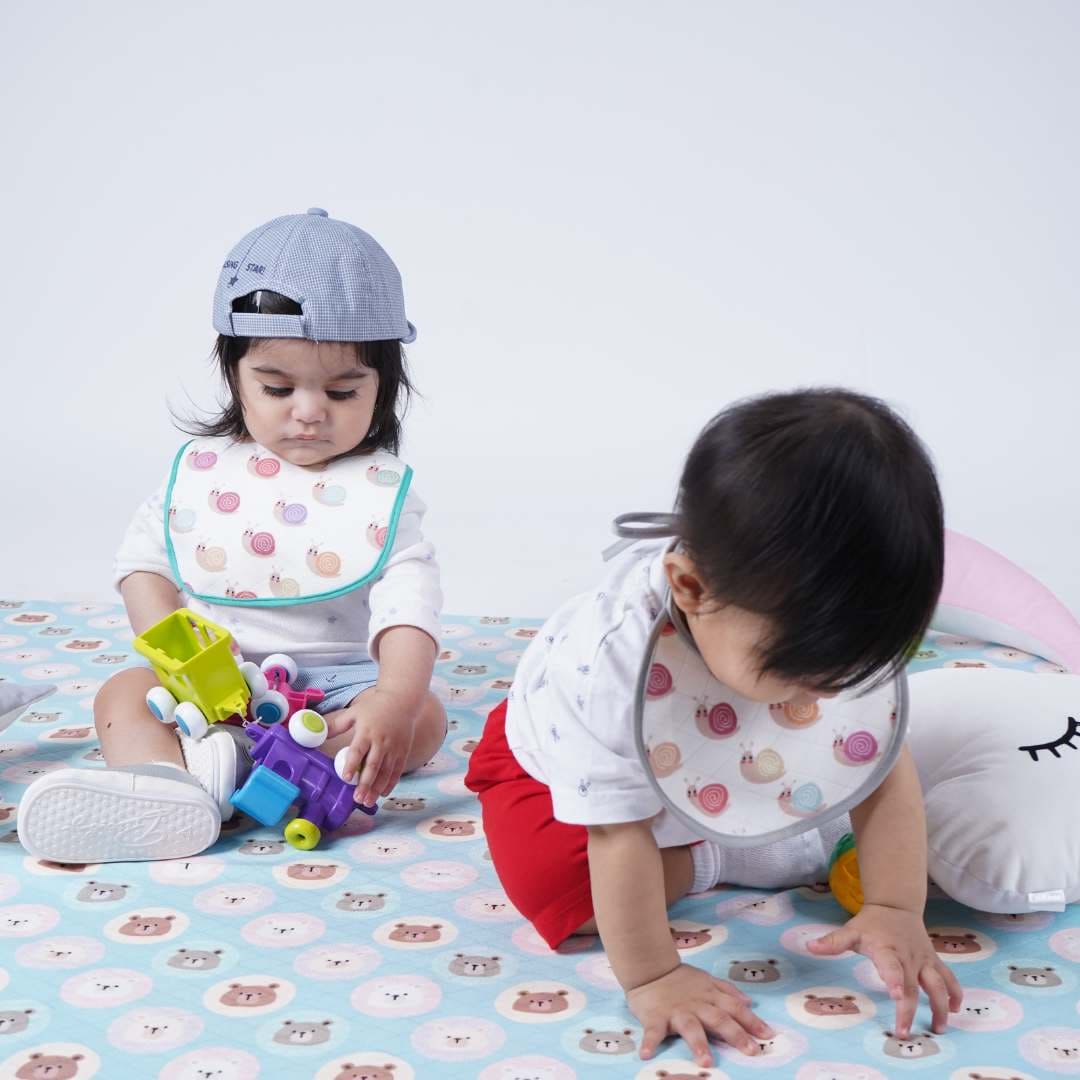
[
  {"left": 292, "top": 660, "right": 380, "bottom": 712},
  {"left": 2, "top": 602, "right": 1079, "bottom": 1077},
  {"left": 212, "top": 207, "right": 417, "bottom": 343}
]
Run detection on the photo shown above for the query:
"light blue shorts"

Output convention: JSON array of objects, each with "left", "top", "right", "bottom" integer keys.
[{"left": 291, "top": 661, "right": 379, "bottom": 714}]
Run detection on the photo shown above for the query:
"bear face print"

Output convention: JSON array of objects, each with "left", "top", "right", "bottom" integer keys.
[
  {"left": 119, "top": 913, "right": 176, "bottom": 938},
  {"left": 294, "top": 943, "right": 381, "bottom": 982},
  {"left": 930, "top": 932, "right": 981, "bottom": 955},
  {"left": 389, "top": 922, "right": 444, "bottom": 944},
  {"left": 578, "top": 1028, "right": 636, "bottom": 1055},
  {"left": 512, "top": 990, "right": 569, "bottom": 1015},
  {"left": 242, "top": 911, "right": 325, "bottom": 948},
  {"left": 728, "top": 958, "right": 780, "bottom": 983},
  {"left": 1009, "top": 964, "right": 1062, "bottom": 988},
  {"left": 449, "top": 953, "right": 502, "bottom": 977},
  {"left": 61, "top": 967, "right": 153, "bottom": 1007},
  {"left": 76, "top": 881, "right": 129, "bottom": 903},
  {"left": 669, "top": 926, "right": 712, "bottom": 950},
  {"left": 381, "top": 796, "right": 427, "bottom": 812},
  {"left": 107, "top": 1006, "right": 204, "bottom": 1052},
  {"left": 14, "top": 1054, "right": 85, "bottom": 1080},
  {"left": 882, "top": 1031, "right": 940, "bottom": 1059},
  {"left": 330, "top": 1064, "right": 398, "bottom": 1080},
  {"left": 238, "top": 838, "right": 286, "bottom": 856},
  {"left": 220, "top": 981, "right": 281, "bottom": 1007},
  {"left": 351, "top": 975, "right": 443, "bottom": 1018},
  {"left": 0, "top": 1009, "right": 34, "bottom": 1035},
  {"left": 453, "top": 664, "right": 488, "bottom": 676},
  {"left": 157, "top": 1047, "right": 262, "bottom": 1080},
  {"left": 168, "top": 948, "right": 224, "bottom": 972},
  {"left": 286, "top": 862, "right": 339, "bottom": 881},
  {"left": 428, "top": 818, "right": 477, "bottom": 838},
  {"left": 804, "top": 994, "right": 861, "bottom": 1017},
  {"left": 273, "top": 1019, "right": 334, "bottom": 1045},
  {"left": 337, "top": 891, "right": 387, "bottom": 913}
]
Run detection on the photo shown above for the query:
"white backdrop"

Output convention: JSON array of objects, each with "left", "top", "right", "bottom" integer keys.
[{"left": 2, "top": 1, "right": 1078, "bottom": 618}]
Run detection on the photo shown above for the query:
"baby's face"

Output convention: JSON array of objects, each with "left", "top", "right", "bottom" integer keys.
[{"left": 236, "top": 339, "right": 379, "bottom": 466}]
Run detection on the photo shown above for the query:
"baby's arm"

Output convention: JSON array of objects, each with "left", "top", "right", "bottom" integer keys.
[
  {"left": 588, "top": 819, "right": 773, "bottom": 1068},
  {"left": 332, "top": 625, "right": 440, "bottom": 806},
  {"left": 119, "top": 572, "right": 181, "bottom": 635},
  {"left": 807, "top": 747, "right": 963, "bottom": 1032}
]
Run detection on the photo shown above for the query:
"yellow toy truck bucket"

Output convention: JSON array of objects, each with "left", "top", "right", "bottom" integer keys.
[{"left": 133, "top": 609, "right": 249, "bottom": 725}]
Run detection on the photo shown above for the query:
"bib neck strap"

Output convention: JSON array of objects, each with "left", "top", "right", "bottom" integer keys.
[{"left": 602, "top": 511, "right": 682, "bottom": 561}]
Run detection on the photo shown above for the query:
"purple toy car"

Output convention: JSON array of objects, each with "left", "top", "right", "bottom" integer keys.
[{"left": 230, "top": 710, "right": 377, "bottom": 850}]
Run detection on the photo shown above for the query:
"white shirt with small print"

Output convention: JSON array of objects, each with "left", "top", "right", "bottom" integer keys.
[
  {"left": 505, "top": 539, "right": 699, "bottom": 848},
  {"left": 113, "top": 476, "right": 442, "bottom": 666}
]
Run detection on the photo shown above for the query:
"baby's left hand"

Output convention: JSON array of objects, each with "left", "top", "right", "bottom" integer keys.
[
  {"left": 807, "top": 905, "right": 963, "bottom": 1036},
  {"left": 328, "top": 689, "right": 420, "bottom": 807}
]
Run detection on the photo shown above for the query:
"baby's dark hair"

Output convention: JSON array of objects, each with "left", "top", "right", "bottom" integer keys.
[
  {"left": 677, "top": 388, "right": 944, "bottom": 691},
  {"left": 183, "top": 290, "right": 414, "bottom": 456}
]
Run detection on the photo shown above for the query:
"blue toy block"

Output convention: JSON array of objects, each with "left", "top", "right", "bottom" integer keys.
[{"left": 230, "top": 765, "right": 300, "bottom": 826}]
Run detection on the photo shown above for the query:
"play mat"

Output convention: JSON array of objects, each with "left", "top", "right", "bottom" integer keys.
[{"left": 1, "top": 598, "right": 1079, "bottom": 1079}]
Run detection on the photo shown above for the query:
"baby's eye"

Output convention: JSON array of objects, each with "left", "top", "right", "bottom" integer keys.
[
  {"left": 327, "top": 389, "right": 358, "bottom": 401},
  {"left": 260, "top": 385, "right": 292, "bottom": 398}
]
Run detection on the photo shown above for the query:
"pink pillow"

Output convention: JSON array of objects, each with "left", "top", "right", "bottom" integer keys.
[{"left": 936, "top": 530, "right": 1080, "bottom": 671}]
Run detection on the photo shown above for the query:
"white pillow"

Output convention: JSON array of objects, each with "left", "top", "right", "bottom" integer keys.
[
  {"left": 0, "top": 681, "right": 57, "bottom": 733},
  {"left": 907, "top": 667, "right": 1080, "bottom": 913}
]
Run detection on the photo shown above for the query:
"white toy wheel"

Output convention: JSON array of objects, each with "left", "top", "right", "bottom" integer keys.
[
  {"left": 174, "top": 702, "right": 209, "bottom": 740},
  {"left": 250, "top": 689, "right": 289, "bottom": 726},
  {"left": 289, "top": 709, "right": 328, "bottom": 748},
  {"left": 239, "top": 661, "right": 269, "bottom": 698},
  {"left": 260, "top": 652, "right": 298, "bottom": 683},
  {"left": 334, "top": 746, "right": 356, "bottom": 784},
  {"left": 145, "top": 686, "right": 177, "bottom": 724}
]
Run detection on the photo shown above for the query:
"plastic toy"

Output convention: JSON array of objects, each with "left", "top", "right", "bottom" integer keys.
[
  {"left": 229, "top": 711, "right": 376, "bottom": 850},
  {"left": 828, "top": 832, "right": 863, "bottom": 916},
  {"left": 133, "top": 609, "right": 324, "bottom": 739}
]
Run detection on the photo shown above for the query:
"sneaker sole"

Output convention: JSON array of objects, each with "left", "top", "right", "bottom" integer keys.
[{"left": 17, "top": 768, "right": 221, "bottom": 864}]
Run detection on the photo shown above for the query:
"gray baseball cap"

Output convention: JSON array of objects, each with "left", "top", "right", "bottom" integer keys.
[{"left": 212, "top": 208, "right": 416, "bottom": 343}]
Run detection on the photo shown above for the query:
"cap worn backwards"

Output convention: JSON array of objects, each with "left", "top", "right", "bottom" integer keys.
[{"left": 212, "top": 208, "right": 417, "bottom": 344}]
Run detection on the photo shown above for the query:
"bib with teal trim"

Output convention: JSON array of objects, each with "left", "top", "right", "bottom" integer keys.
[{"left": 164, "top": 438, "right": 413, "bottom": 607}]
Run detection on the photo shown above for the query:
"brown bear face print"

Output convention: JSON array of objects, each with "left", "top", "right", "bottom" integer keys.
[
  {"left": 220, "top": 981, "right": 280, "bottom": 1007},
  {"left": 388, "top": 922, "right": 443, "bottom": 943},
  {"left": 669, "top": 926, "right": 711, "bottom": 949},
  {"left": 512, "top": 989, "right": 570, "bottom": 1014},
  {"left": 16, "top": 1054, "right": 85, "bottom": 1080},
  {"left": 333, "top": 1065, "right": 397, "bottom": 1080},
  {"left": 430, "top": 818, "right": 476, "bottom": 837},
  {"left": 286, "top": 863, "right": 338, "bottom": 880},
  {"left": 929, "top": 932, "right": 982, "bottom": 955},
  {"left": 804, "top": 993, "right": 860, "bottom": 1016},
  {"left": 119, "top": 914, "right": 176, "bottom": 937}
]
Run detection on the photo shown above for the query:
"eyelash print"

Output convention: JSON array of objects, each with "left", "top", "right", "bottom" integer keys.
[
  {"left": 259, "top": 386, "right": 359, "bottom": 401},
  {"left": 1018, "top": 716, "right": 1079, "bottom": 762}
]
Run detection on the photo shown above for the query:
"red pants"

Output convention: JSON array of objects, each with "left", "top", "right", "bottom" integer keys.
[{"left": 464, "top": 699, "right": 594, "bottom": 949}]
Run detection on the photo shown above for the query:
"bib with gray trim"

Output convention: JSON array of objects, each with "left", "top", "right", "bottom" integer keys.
[
  {"left": 635, "top": 603, "right": 908, "bottom": 846},
  {"left": 606, "top": 512, "right": 909, "bottom": 847},
  {"left": 164, "top": 438, "right": 412, "bottom": 607}
]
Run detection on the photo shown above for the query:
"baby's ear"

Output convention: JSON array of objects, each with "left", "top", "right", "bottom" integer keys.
[{"left": 662, "top": 552, "right": 709, "bottom": 614}]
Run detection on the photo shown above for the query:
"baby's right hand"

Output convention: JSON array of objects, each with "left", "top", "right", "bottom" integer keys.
[{"left": 627, "top": 962, "right": 774, "bottom": 1068}]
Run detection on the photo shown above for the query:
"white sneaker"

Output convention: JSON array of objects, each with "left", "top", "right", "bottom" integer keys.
[
  {"left": 17, "top": 765, "right": 221, "bottom": 864},
  {"left": 178, "top": 725, "right": 250, "bottom": 822}
]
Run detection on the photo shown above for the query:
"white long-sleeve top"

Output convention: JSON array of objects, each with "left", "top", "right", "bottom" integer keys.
[{"left": 113, "top": 478, "right": 442, "bottom": 666}]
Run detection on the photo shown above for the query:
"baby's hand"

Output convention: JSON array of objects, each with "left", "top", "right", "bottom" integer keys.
[
  {"left": 627, "top": 962, "right": 774, "bottom": 1068},
  {"left": 331, "top": 689, "right": 419, "bottom": 807},
  {"left": 807, "top": 905, "right": 963, "bottom": 1035}
]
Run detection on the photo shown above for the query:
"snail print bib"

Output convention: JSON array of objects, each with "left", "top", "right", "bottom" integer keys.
[
  {"left": 164, "top": 438, "right": 412, "bottom": 606},
  {"left": 634, "top": 604, "right": 908, "bottom": 846}
]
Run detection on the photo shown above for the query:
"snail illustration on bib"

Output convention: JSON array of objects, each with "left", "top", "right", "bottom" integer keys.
[
  {"left": 247, "top": 453, "right": 281, "bottom": 478},
  {"left": 273, "top": 499, "right": 308, "bottom": 526}
]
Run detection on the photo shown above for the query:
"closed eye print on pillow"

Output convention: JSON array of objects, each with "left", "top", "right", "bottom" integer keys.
[{"left": 1018, "top": 715, "right": 1079, "bottom": 761}]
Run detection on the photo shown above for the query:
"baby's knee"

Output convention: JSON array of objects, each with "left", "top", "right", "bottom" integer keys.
[{"left": 93, "top": 667, "right": 157, "bottom": 732}]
